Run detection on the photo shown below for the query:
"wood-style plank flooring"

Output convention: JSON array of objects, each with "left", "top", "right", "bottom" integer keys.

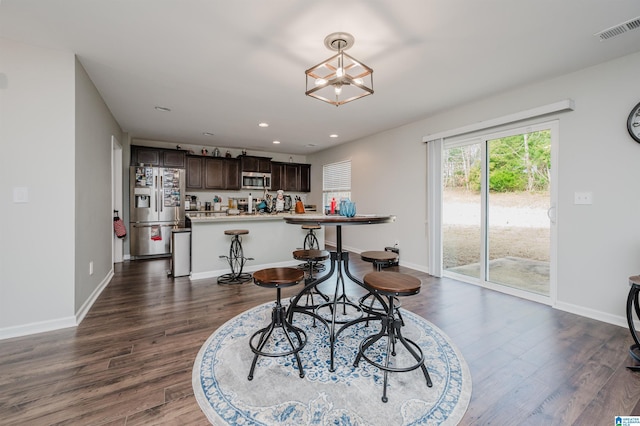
[{"left": 1, "top": 255, "right": 640, "bottom": 425}]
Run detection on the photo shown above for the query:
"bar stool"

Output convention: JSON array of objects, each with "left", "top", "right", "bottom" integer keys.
[
  {"left": 218, "top": 229, "right": 253, "bottom": 284},
  {"left": 291, "top": 249, "right": 330, "bottom": 309},
  {"left": 359, "top": 251, "right": 403, "bottom": 325},
  {"left": 297, "top": 225, "right": 325, "bottom": 273},
  {"left": 302, "top": 225, "right": 321, "bottom": 250},
  {"left": 361, "top": 250, "right": 399, "bottom": 271},
  {"left": 248, "top": 267, "right": 306, "bottom": 380},
  {"left": 354, "top": 271, "right": 432, "bottom": 402}
]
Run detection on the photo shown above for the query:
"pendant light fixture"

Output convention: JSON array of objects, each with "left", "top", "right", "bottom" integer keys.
[{"left": 305, "top": 32, "right": 373, "bottom": 106}]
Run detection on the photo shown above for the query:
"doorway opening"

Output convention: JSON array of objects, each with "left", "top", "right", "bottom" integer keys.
[{"left": 112, "top": 135, "right": 124, "bottom": 264}]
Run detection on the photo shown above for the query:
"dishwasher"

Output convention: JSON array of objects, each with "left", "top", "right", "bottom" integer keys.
[{"left": 170, "top": 228, "right": 191, "bottom": 277}]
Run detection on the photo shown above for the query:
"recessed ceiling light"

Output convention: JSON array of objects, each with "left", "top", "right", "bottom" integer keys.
[
  {"left": 272, "top": 140, "right": 281, "bottom": 144},
  {"left": 202, "top": 132, "right": 215, "bottom": 136},
  {"left": 154, "top": 106, "right": 171, "bottom": 112},
  {"left": 258, "top": 122, "right": 269, "bottom": 128},
  {"left": 329, "top": 134, "right": 339, "bottom": 138}
]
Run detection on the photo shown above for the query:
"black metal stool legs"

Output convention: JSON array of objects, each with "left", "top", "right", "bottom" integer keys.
[
  {"left": 218, "top": 234, "right": 253, "bottom": 284},
  {"left": 248, "top": 287, "right": 306, "bottom": 380},
  {"left": 354, "top": 295, "right": 432, "bottom": 402}
]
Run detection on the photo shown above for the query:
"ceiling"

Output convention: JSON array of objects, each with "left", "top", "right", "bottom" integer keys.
[{"left": 2, "top": 1, "right": 640, "bottom": 155}]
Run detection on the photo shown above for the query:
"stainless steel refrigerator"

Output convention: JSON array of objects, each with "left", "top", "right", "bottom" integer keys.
[{"left": 130, "top": 166, "right": 185, "bottom": 258}]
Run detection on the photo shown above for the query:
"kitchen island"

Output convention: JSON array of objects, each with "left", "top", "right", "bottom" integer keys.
[{"left": 188, "top": 212, "right": 324, "bottom": 280}]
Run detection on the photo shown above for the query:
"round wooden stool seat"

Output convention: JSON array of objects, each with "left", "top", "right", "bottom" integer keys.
[
  {"left": 253, "top": 267, "right": 304, "bottom": 288},
  {"left": 224, "top": 229, "right": 249, "bottom": 236},
  {"left": 364, "top": 271, "right": 421, "bottom": 297},
  {"left": 293, "top": 249, "right": 330, "bottom": 262},
  {"left": 361, "top": 250, "right": 398, "bottom": 264},
  {"left": 301, "top": 224, "right": 321, "bottom": 230}
]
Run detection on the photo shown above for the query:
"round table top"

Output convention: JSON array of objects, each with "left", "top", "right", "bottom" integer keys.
[{"left": 283, "top": 214, "right": 396, "bottom": 226}]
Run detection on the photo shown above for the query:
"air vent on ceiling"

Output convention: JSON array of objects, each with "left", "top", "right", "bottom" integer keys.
[{"left": 595, "top": 16, "right": 640, "bottom": 41}]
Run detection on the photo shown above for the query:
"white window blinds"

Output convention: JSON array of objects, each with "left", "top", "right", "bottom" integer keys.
[{"left": 323, "top": 160, "right": 351, "bottom": 191}]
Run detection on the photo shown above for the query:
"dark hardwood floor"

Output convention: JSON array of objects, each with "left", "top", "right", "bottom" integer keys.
[{"left": 1, "top": 255, "right": 640, "bottom": 425}]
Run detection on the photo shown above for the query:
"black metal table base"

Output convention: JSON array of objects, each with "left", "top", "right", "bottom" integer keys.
[{"left": 290, "top": 250, "right": 371, "bottom": 372}]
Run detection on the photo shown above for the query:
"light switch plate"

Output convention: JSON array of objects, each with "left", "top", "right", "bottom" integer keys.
[{"left": 13, "top": 187, "right": 29, "bottom": 203}]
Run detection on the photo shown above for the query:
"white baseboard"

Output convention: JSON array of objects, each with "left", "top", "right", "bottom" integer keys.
[
  {"left": 0, "top": 269, "right": 115, "bottom": 341},
  {"left": 554, "top": 300, "right": 628, "bottom": 329},
  {"left": 0, "top": 316, "right": 77, "bottom": 340},
  {"left": 75, "top": 269, "right": 114, "bottom": 324}
]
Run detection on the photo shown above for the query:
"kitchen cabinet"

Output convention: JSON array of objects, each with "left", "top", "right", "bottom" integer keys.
[
  {"left": 186, "top": 156, "right": 203, "bottom": 189},
  {"left": 188, "top": 157, "right": 240, "bottom": 190},
  {"left": 271, "top": 161, "right": 311, "bottom": 192},
  {"left": 163, "top": 150, "right": 186, "bottom": 168},
  {"left": 299, "top": 163, "right": 311, "bottom": 192},
  {"left": 226, "top": 159, "right": 241, "bottom": 189},
  {"left": 270, "top": 162, "right": 284, "bottom": 191},
  {"left": 240, "top": 155, "right": 272, "bottom": 173},
  {"left": 131, "top": 145, "right": 185, "bottom": 168}
]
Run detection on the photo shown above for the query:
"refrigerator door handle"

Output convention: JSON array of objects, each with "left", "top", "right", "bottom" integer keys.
[
  {"left": 159, "top": 175, "right": 163, "bottom": 212},
  {"left": 154, "top": 175, "right": 158, "bottom": 212}
]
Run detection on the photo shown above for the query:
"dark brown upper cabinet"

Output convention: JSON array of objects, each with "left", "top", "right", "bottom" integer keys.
[
  {"left": 187, "top": 156, "right": 240, "bottom": 190},
  {"left": 131, "top": 145, "right": 186, "bottom": 168},
  {"left": 271, "top": 161, "right": 311, "bottom": 192},
  {"left": 240, "top": 155, "right": 272, "bottom": 173}
]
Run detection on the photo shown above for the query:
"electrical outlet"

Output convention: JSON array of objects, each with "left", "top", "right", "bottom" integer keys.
[
  {"left": 574, "top": 191, "right": 593, "bottom": 205},
  {"left": 89, "top": 261, "right": 94, "bottom": 275}
]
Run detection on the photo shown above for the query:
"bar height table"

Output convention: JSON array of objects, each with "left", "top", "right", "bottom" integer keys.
[{"left": 284, "top": 214, "right": 396, "bottom": 371}]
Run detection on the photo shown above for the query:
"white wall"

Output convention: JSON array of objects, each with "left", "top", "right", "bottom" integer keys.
[
  {"left": 0, "top": 39, "right": 122, "bottom": 339},
  {"left": 0, "top": 39, "right": 76, "bottom": 335},
  {"left": 309, "top": 51, "right": 640, "bottom": 327},
  {"left": 74, "top": 57, "right": 122, "bottom": 313}
]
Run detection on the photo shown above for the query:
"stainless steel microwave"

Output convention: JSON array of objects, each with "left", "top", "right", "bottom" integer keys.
[{"left": 241, "top": 172, "right": 271, "bottom": 190}]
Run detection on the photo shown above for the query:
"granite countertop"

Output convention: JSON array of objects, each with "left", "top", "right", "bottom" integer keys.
[{"left": 186, "top": 212, "right": 303, "bottom": 222}]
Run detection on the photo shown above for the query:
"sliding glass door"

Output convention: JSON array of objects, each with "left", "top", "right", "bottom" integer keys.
[{"left": 442, "top": 122, "right": 555, "bottom": 299}]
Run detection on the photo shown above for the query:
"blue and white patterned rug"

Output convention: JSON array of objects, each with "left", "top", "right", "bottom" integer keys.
[{"left": 193, "top": 301, "right": 471, "bottom": 425}]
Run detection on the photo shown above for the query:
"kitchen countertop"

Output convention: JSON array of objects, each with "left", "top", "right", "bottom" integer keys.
[{"left": 186, "top": 212, "right": 308, "bottom": 222}]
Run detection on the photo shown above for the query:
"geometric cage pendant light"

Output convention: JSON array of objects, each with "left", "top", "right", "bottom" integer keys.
[{"left": 305, "top": 32, "right": 374, "bottom": 106}]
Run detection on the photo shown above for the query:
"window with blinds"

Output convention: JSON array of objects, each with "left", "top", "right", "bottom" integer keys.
[{"left": 322, "top": 160, "right": 351, "bottom": 213}]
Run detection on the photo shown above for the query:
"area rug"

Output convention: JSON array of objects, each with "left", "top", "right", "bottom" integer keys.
[{"left": 193, "top": 301, "right": 472, "bottom": 425}]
